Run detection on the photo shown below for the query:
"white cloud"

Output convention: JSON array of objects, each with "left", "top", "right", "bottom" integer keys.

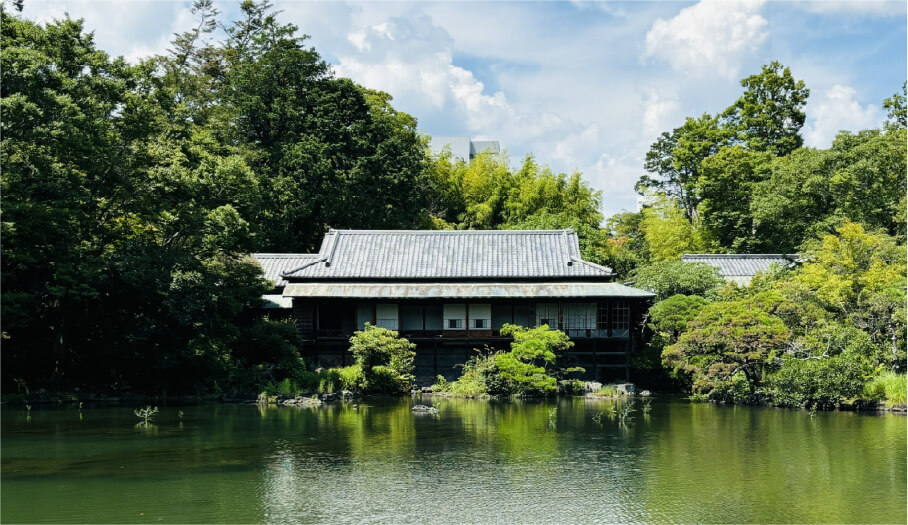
[
  {"left": 22, "top": 0, "right": 195, "bottom": 63},
  {"left": 796, "top": 0, "right": 906, "bottom": 17},
  {"left": 804, "top": 84, "right": 882, "bottom": 147},
  {"left": 333, "top": 15, "right": 515, "bottom": 132},
  {"left": 644, "top": 0, "right": 769, "bottom": 78},
  {"left": 642, "top": 89, "right": 681, "bottom": 137}
]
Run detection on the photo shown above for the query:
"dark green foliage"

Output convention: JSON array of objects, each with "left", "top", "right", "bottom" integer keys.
[
  {"left": 638, "top": 113, "right": 732, "bottom": 220},
  {"left": 663, "top": 294, "right": 792, "bottom": 397},
  {"left": 0, "top": 4, "right": 435, "bottom": 395},
  {"left": 697, "top": 146, "right": 773, "bottom": 251},
  {"left": 0, "top": 12, "right": 281, "bottom": 393},
  {"left": 722, "top": 61, "right": 809, "bottom": 157},
  {"left": 629, "top": 261, "right": 724, "bottom": 301},
  {"left": 766, "top": 354, "right": 874, "bottom": 408},
  {"left": 222, "top": 6, "right": 427, "bottom": 251},
  {"left": 636, "top": 295, "right": 710, "bottom": 385}
]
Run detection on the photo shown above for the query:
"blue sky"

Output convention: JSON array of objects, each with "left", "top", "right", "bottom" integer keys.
[{"left": 21, "top": 0, "right": 907, "bottom": 216}]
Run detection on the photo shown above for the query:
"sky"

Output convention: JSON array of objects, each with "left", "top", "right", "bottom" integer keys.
[{"left": 19, "top": 0, "right": 908, "bottom": 217}]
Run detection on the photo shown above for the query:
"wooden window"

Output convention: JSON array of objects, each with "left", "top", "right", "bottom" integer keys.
[
  {"left": 469, "top": 304, "right": 491, "bottom": 330},
  {"left": 611, "top": 301, "right": 630, "bottom": 338},
  {"left": 536, "top": 303, "right": 558, "bottom": 328},
  {"left": 443, "top": 304, "right": 466, "bottom": 331},
  {"left": 375, "top": 303, "right": 399, "bottom": 330}
]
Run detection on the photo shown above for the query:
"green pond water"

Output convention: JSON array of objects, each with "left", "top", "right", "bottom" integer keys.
[{"left": 1, "top": 398, "right": 905, "bottom": 524}]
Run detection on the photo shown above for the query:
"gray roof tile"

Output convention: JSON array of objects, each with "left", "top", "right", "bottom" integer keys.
[
  {"left": 283, "top": 229, "right": 614, "bottom": 281},
  {"left": 681, "top": 254, "right": 799, "bottom": 280},
  {"left": 252, "top": 253, "right": 320, "bottom": 287}
]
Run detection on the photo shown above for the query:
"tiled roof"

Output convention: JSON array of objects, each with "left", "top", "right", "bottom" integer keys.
[
  {"left": 252, "top": 253, "right": 320, "bottom": 287},
  {"left": 283, "top": 282, "right": 654, "bottom": 299},
  {"left": 282, "top": 229, "right": 614, "bottom": 281},
  {"left": 681, "top": 254, "right": 799, "bottom": 284}
]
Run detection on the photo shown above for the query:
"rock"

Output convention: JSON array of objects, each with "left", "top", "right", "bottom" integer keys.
[
  {"left": 639, "top": 390, "right": 652, "bottom": 397},
  {"left": 583, "top": 381, "right": 603, "bottom": 394},
  {"left": 340, "top": 390, "right": 354, "bottom": 399},
  {"left": 421, "top": 386, "right": 434, "bottom": 394},
  {"left": 319, "top": 392, "right": 337, "bottom": 402},
  {"left": 283, "top": 396, "right": 323, "bottom": 407},
  {"left": 615, "top": 383, "right": 635, "bottom": 395},
  {"left": 411, "top": 404, "right": 438, "bottom": 414}
]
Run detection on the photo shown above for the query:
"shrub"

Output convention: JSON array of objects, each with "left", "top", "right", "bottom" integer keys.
[
  {"left": 349, "top": 324, "right": 416, "bottom": 393},
  {"left": 767, "top": 354, "right": 874, "bottom": 408},
  {"left": 558, "top": 379, "right": 586, "bottom": 396},
  {"left": 865, "top": 371, "right": 908, "bottom": 407},
  {"left": 337, "top": 364, "right": 365, "bottom": 391},
  {"left": 439, "top": 326, "right": 579, "bottom": 397}
]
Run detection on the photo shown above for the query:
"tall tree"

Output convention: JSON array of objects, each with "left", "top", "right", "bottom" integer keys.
[
  {"left": 219, "top": 1, "right": 427, "bottom": 251},
  {"left": 637, "top": 114, "right": 732, "bottom": 221},
  {"left": 722, "top": 61, "right": 809, "bottom": 157},
  {"left": 883, "top": 82, "right": 906, "bottom": 130},
  {"left": 697, "top": 146, "right": 773, "bottom": 251}
]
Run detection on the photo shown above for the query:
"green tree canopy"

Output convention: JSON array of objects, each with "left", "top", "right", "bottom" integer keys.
[
  {"left": 630, "top": 260, "right": 725, "bottom": 301},
  {"left": 722, "top": 61, "right": 809, "bottom": 156}
]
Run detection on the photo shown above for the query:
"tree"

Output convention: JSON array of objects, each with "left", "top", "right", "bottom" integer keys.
[
  {"left": 883, "top": 82, "right": 906, "bottom": 130},
  {"left": 750, "top": 148, "right": 838, "bottom": 253},
  {"left": 639, "top": 195, "right": 709, "bottom": 261},
  {"left": 825, "top": 129, "right": 907, "bottom": 239},
  {"left": 422, "top": 151, "right": 607, "bottom": 263},
  {"left": 637, "top": 294, "right": 710, "bottom": 379},
  {"left": 220, "top": 1, "right": 427, "bottom": 252},
  {"left": 794, "top": 223, "right": 906, "bottom": 370},
  {"left": 629, "top": 261, "right": 725, "bottom": 301},
  {"left": 349, "top": 324, "right": 417, "bottom": 392},
  {"left": 663, "top": 293, "right": 792, "bottom": 398},
  {"left": 494, "top": 324, "right": 575, "bottom": 395},
  {"left": 638, "top": 114, "right": 732, "bottom": 221},
  {"left": 697, "top": 146, "right": 773, "bottom": 251},
  {"left": 722, "top": 61, "right": 809, "bottom": 157}
]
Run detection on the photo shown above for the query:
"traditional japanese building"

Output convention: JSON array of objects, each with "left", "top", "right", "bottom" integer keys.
[
  {"left": 681, "top": 253, "right": 800, "bottom": 285},
  {"left": 256, "top": 229, "right": 654, "bottom": 383}
]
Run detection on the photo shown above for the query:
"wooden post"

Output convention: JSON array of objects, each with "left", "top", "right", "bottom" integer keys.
[
  {"left": 465, "top": 304, "right": 470, "bottom": 336},
  {"left": 558, "top": 302, "right": 564, "bottom": 331}
]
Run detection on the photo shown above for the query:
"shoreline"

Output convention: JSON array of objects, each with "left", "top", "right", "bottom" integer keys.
[{"left": 3, "top": 390, "right": 905, "bottom": 414}]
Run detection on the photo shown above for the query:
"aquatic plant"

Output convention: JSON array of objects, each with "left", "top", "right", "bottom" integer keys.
[
  {"left": 617, "top": 401, "right": 635, "bottom": 425},
  {"left": 134, "top": 406, "right": 159, "bottom": 425},
  {"left": 547, "top": 407, "right": 558, "bottom": 430},
  {"left": 641, "top": 399, "right": 653, "bottom": 415}
]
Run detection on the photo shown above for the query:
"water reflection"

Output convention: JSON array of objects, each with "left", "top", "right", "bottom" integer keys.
[{"left": 1, "top": 400, "right": 905, "bottom": 524}]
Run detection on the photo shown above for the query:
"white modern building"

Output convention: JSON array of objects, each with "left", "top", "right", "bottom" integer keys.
[{"left": 429, "top": 136, "right": 501, "bottom": 161}]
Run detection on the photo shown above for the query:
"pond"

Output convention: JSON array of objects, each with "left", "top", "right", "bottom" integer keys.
[{"left": 2, "top": 398, "right": 905, "bottom": 524}]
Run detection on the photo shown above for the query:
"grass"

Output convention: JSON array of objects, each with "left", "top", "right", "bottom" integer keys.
[
  {"left": 262, "top": 365, "right": 366, "bottom": 398},
  {"left": 587, "top": 384, "right": 627, "bottom": 397},
  {"left": 432, "top": 374, "right": 488, "bottom": 398},
  {"left": 865, "top": 371, "right": 907, "bottom": 408}
]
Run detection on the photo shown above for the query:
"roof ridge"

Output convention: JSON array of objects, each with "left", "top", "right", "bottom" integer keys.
[
  {"left": 683, "top": 253, "right": 798, "bottom": 258},
  {"left": 326, "top": 229, "right": 574, "bottom": 235},
  {"left": 252, "top": 253, "right": 319, "bottom": 258}
]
